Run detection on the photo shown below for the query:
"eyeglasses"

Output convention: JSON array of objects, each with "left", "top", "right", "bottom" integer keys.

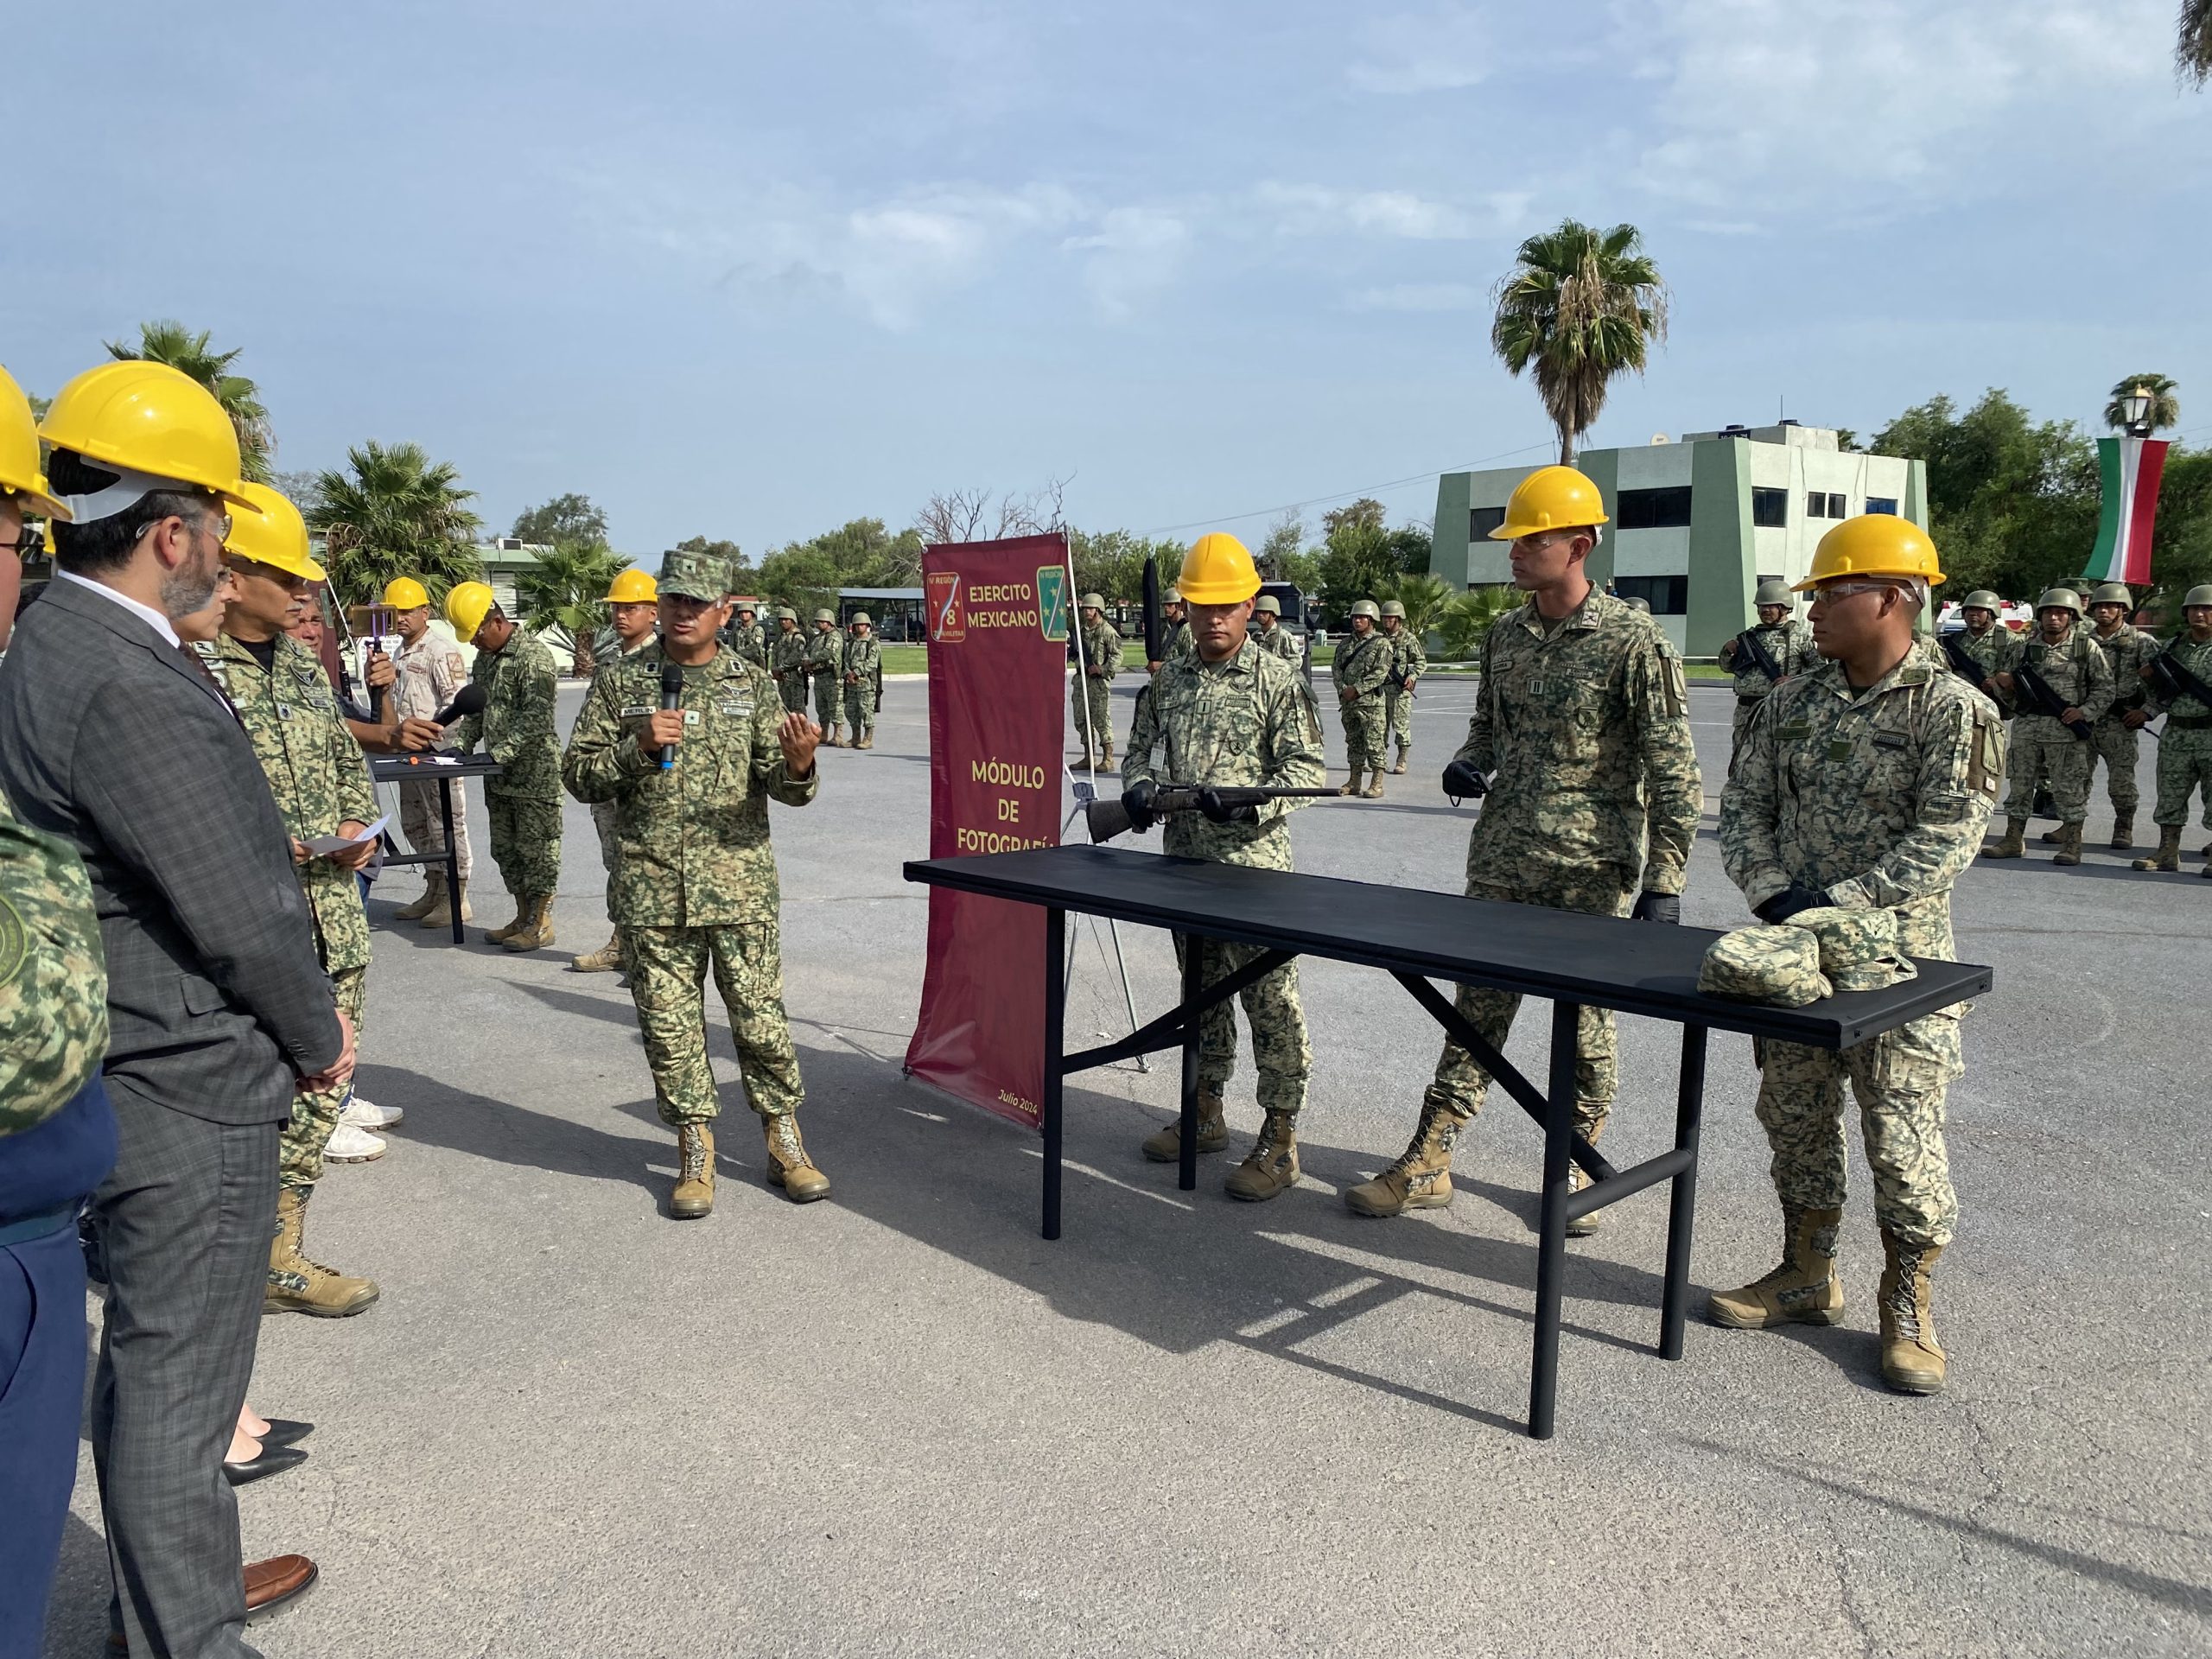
[
  {"left": 1808, "top": 581, "right": 1900, "bottom": 603},
  {"left": 0, "top": 525, "right": 43, "bottom": 557}
]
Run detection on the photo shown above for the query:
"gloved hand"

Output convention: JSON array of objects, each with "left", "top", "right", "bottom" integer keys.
[
  {"left": 1195, "top": 787, "right": 1258, "bottom": 825},
  {"left": 1630, "top": 891, "right": 1680, "bottom": 925},
  {"left": 1441, "top": 758, "right": 1488, "bottom": 800},
  {"left": 1755, "top": 883, "right": 1828, "bottom": 925},
  {"left": 1121, "top": 779, "right": 1160, "bottom": 834}
]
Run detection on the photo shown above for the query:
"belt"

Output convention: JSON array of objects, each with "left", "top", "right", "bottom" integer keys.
[
  {"left": 2168, "top": 712, "right": 2212, "bottom": 730},
  {"left": 0, "top": 1205, "right": 79, "bottom": 1249}
]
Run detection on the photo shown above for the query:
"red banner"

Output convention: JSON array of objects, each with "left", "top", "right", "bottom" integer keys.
[{"left": 904, "top": 534, "right": 1071, "bottom": 1128}]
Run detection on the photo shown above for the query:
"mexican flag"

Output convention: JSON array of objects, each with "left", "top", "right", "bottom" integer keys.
[{"left": 2083, "top": 435, "right": 2169, "bottom": 586}]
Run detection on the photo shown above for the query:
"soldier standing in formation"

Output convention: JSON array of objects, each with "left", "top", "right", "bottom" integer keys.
[
  {"left": 200, "top": 485, "right": 385, "bottom": 1313},
  {"left": 804, "top": 607, "right": 845, "bottom": 745},
  {"left": 768, "top": 607, "right": 805, "bottom": 710},
  {"left": 1345, "top": 467, "right": 1700, "bottom": 1225},
  {"left": 842, "top": 610, "right": 881, "bottom": 750},
  {"left": 726, "top": 601, "right": 767, "bottom": 666},
  {"left": 2133, "top": 583, "right": 2212, "bottom": 875},
  {"left": 572, "top": 566, "right": 659, "bottom": 976},
  {"left": 2082, "top": 582, "right": 2162, "bottom": 850},
  {"left": 1156, "top": 585, "right": 1192, "bottom": 667},
  {"left": 1251, "top": 593, "right": 1300, "bottom": 665},
  {"left": 384, "top": 575, "right": 475, "bottom": 928},
  {"left": 1718, "top": 577, "right": 1819, "bottom": 761},
  {"left": 562, "top": 550, "right": 830, "bottom": 1218},
  {"left": 1984, "top": 587, "right": 2113, "bottom": 865},
  {"left": 445, "top": 582, "right": 565, "bottom": 948},
  {"left": 1378, "top": 599, "right": 1425, "bottom": 774},
  {"left": 1331, "top": 597, "right": 1392, "bottom": 798},
  {"left": 1713, "top": 516, "right": 2002, "bottom": 1395},
  {"left": 1121, "top": 532, "right": 1325, "bottom": 1199},
  {"left": 1072, "top": 593, "right": 1120, "bottom": 768},
  {"left": 1948, "top": 590, "right": 2014, "bottom": 683}
]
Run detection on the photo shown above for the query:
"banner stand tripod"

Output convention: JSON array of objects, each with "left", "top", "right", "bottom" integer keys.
[{"left": 1062, "top": 775, "right": 1147, "bottom": 1074}]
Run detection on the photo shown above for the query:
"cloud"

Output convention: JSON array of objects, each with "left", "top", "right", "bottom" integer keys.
[
  {"left": 1064, "top": 207, "right": 1190, "bottom": 321},
  {"left": 1348, "top": 282, "right": 1486, "bottom": 312},
  {"left": 1347, "top": 5, "right": 1493, "bottom": 93},
  {"left": 1258, "top": 181, "right": 1523, "bottom": 240}
]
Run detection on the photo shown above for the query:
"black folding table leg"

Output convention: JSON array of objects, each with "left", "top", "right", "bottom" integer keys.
[
  {"left": 1659, "top": 1024, "right": 1708, "bottom": 1361},
  {"left": 1042, "top": 906, "right": 1066, "bottom": 1240},
  {"left": 1529, "top": 1001, "right": 1581, "bottom": 1440},
  {"left": 438, "top": 779, "right": 463, "bottom": 944},
  {"left": 1178, "top": 935, "right": 1204, "bottom": 1193}
]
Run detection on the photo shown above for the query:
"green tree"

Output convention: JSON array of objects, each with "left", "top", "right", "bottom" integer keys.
[
  {"left": 1491, "top": 219, "right": 1669, "bottom": 464},
  {"left": 1376, "top": 571, "right": 1453, "bottom": 639},
  {"left": 105, "top": 319, "right": 275, "bottom": 482},
  {"left": 1257, "top": 511, "right": 1306, "bottom": 582},
  {"left": 757, "top": 518, "right": 925, "bottom": 615},
  {"left": 511, "top": 493, "right": 608, "bottom": 547},
  {"left": 1434, "top": 585, "right": 1520, "bottom": 661},
  {"left": 2183, "top": 0, "right": 2211, "bottom": 86},
  {"left": 269, "top": 469, "right": 325, "bottom": 517},
  {"left": 2103, "top": 373, "right": 2181, "bottom": 432},
  {"left": 515, "top": 542, "right": 632, "bottom": 675},
  {"left": 308, "top": 441, "right": 485, "bottom": 608},
  {"left": 674, "top": 534, "right": 753, "bottom": 588},
  {"left": 1321, "top": 498, "right": 1387, "bottom": 538}
]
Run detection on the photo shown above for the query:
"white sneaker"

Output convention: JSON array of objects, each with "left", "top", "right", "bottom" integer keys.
[
  {"left": 340, "top": 1093, "right": 404, "bottom": 1130},
  {"left": 325, "top": 1122, "right": 387, "bottom": 1164}
]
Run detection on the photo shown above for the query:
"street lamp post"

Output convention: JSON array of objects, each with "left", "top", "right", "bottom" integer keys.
[{"left": 2121, "top": 385, "right": 2155, "bottom": 438}]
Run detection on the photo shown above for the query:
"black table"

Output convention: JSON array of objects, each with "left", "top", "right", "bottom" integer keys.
[
  {"left": 904, "top": 843, "right": 1991, "bottom": 1440},
  {"left": 368, "top": 753, "right": 503, "bottom": 943}
]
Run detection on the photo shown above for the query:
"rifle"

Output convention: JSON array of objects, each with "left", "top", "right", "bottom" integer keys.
[
  {"left": 2149, "top": 641, "right": 2212, "bottom": 713},
  {"left": 1079, "top": 783, "right": 1344, "bottom": 844},
  {"left": 1938, "top": 630, "right": 1993, "bottom": 694},
  {"left": 2011, "top": 655, "right": 2093, "bottom": 740},
  {"left": 1732, "top": 625, "right": 1784, "bottom": 683}
]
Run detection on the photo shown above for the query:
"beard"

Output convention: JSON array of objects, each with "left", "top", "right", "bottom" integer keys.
[{"left": 158, "top": 538, "right": 222, "bottom": 620}]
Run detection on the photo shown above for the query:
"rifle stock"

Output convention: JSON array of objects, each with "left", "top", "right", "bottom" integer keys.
[
  {"left": 2012, "top": 657, "right": 2093, "bottom": 740},
  {"left": 2151, "top": 643, "right": 2212, "bottom": 712},
  {"left": 1938, "top": 630, "right": 1991, "bottom": 692},
  {"left": 1084, "top": 785, "right": 1344, "bottom": 843},
  {"left": 1734, "top": 625, "right": 1783, "bottom": 683}
]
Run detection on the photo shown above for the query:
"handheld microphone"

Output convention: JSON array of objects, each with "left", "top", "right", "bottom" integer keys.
[
  {"left": 659, "top": 664, "right": 685, "bottom": 770},
  {"left": 430, "top": 683, "right": 487, "bottom": 727}
]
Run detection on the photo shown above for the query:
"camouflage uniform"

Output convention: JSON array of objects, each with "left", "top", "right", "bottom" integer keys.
[
  {"left": 1945, "top": 621, "right": 2016, "bottom": 690},
  {"left": 1122, "top": 637, "right": 1325, "bottom": 1118},
  {"left": 1721, "top": 655, "right": 2004, "bottom": 1246},
  {"left": 2087, "top": 622, "right": 2163, "bottom": 823},
  {"left": 201, "top": 632, "right": 377, "bottom": 1190},
  {"left": 563, "top": 641, "right": 818, "bottom": 1126},
  {"left": 1382, "top": 623, "right": 1427, "bottom": 767},
  {"left": 1721, "top": 617, "right": 1819, "bottom": 755},
  {"left": 0, "top": 792, "right": 107, "bottom": 1136},
  {"left": 1255, "top": 620, "right": 1303, "bottom": 667},
  {"left": 2002, "top": 625, "right": 2113, "bottom": 826},
  {"left": 804, "top": 620, "right": 844, "bottom": 732},
  {"left": 392, "top": 628, "right": 473, "bottom": 880},
  {"left": 1161, "top": 617, "right": 1193, "bottom": 664},
  {"left": 1332, "top": 625, "right": 1393, "bottom": 773},
  {"left": 590, "top": 636, "right": 656, "bottom": 889},
  {"left": 451, "top": 627, "right": 564, "bottom": 900},
  {"left": 842, "top": 630, "right": 881, "bottom": 738},
  {"left": 721, "top": 617, "right": 768, "bottom": 667},
  {"left": 770, "top": 621, "right": 810, "bottom": 712},
  {"left": 1071, "top": 615, "right": 1120, "bottom": 759},
  {"left": 2145, "top": 634, "right": 2212, "bottom": 834}
]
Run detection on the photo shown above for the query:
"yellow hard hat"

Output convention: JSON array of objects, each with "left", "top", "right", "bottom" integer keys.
[
  {"left": 606, "top": 567, "right": 658, "bottom": 603},
  {"left": 225, "top": 483, "right": 325, "bottom": 582},
  {"left": 1178, "top": 531, "right": 1261, "bottom": 604},
  {"left": 37, "top": 359, "right": 259, "bottom": 515},
  {"left": 0, "top": 365, "right": 68, "bottom": 521},
  {"left": 1793, "top": 515, "right": 1945, "bottom": 591},
  {"left": 383, "top": 576, "right": 430, "bottom": 610},
  {"left": 1491, "top": 466, "right": 1608, "bottom": 540},
  {"left": 445, "top": 580, "right": 497, "bottom": 640}
]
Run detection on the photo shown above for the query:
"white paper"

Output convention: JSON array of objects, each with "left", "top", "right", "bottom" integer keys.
[{"left": 302, "top": 814, "right": 390, "bottom": 858}]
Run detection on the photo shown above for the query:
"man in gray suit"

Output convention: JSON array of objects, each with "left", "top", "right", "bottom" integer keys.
[{"left": 0, "top": 361, "right": 350, "bottom": 1657}]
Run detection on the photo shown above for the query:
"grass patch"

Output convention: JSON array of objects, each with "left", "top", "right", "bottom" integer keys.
[{"left": 883, "top": 640, "right": 1731, "bottom": 678}]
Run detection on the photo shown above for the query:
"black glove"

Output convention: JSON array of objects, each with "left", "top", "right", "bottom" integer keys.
[
  {"left": 1195, "top": 787, "right": 1258, "bottom": 826},
  {"left": 1630, "top": 891, "right": 1680, "bottom": 925},
  {"left": 1441, "top": 758, "right": 1489, "bottom": 799},
  {"left": 1121, "top": 779, "right": 1160, "bottom": 834},
  {"left": 1754, "top": 883, "right": 1828, "bottom": 925}
]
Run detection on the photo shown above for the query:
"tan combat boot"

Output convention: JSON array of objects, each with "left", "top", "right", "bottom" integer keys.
[
  {"left": 420, "top": 874, "right": 472, "bottom": 929},
  {"left": 1983, "top": 818, "right": 2027, "bottom": 859},
  {"left": 1338, "top": 767, "right": 1363, "bottom": 798},
  {"left": 485, "top": 896, "right": 527, "bottom": 944},
  {"left": 824, "top": 724, "right": 845, "bottom": 748},
  {"left": 671, "top": 1122, "right": 715, "bottom": 1218},
  {"left": 2052, "top": 823, "right": 2083, "bottom": 866},
  {"left": 569, "top": 930, "right": 623, "bottom": 973},
  {"left": 1224, "top": 1109, "right": 1300, "bottom": 1202},
  {"left": 2133, "top": 828, "right": 2182, "bottom": 871},
  {"left": 1707, "top": 1205, "right": 1844, "bottom": 1329},
  {"left": 1389, "top": 753, "right": 1408, "bottom": 776},
  {"left": 1564, "top": 1110, "right": 1608, "bottom": 1238},
  {"left": 1360, "top": 772, "right": 1385, "bottom": 799},
  {"left": 1141, "top": 1090, "right": 1227, "bottom": 1162},
  {"left": 1101, "top": 739, "right": 1116, "bottom": 766},
  {"left": 764, "top": 1114, "right": 831, "bottom": 1202},
  {"left": 857, "top": 728, "right": 874, "bottom": 750},
  {"left": 391, "top": 872, "right": 441, "bottom": 921},
  {"left": 1344, "top": 1091, "right": 1472, "bottom": 1217},
  {"left": 1878, "top": 1230, "right": 1946, "bottom": 1394},
  {"left": 2037, "top": 828, "right": 2059, "bottom": 844},
  {"left": 264, "top": 1187, "right": 379, "bottom": 1317},
  {"left": 2110, "top": 811, "right": 2134, "bottom": 849},
  {"left": 502, "top": 895, "right": 556, "bottom": 952}
]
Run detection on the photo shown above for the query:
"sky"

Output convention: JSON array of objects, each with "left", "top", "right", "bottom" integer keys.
[{"left": 10, "top": 0, "right": 2209, "bottom": 557}]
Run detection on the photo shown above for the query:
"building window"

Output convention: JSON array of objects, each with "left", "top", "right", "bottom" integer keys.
[
  {"left": 1808, "top": 491, "right": 1851, "bottom": 519},
  {"left": 1614, "top": 575, "right": 1688, "bottom": 614},
  {"left": 1470, "top": 505, "right": 1505, "bottom": 541},
  {"left": 1864, "top": 496, "right": 1898, "bottom": 516},
  {"left": 1751, "top": 486, "right": 1788, "bottom": 528},
  {"left": 1616, "top": 486, "right": 1693, "bottom": 530},
  {"left": 1827, "top": 492, "right": 1847, "bottom": 518}
]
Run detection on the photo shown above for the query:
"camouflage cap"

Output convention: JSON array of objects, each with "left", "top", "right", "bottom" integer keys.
[
  {"left": 658, "top": 549, "right": 728, "bottom": 602},
  {"left": 1788, "top": 906, "right": 1894, "bottom": 972},
  {"left": 1697, "top": 925, "right": 1832, "bottom": 1009},
  {"left": 1254, "top": 594, "right": 1281, "bottom": 614},
  {"left": 1753, "top": 579, "right": 1793, "bottom": 607}
]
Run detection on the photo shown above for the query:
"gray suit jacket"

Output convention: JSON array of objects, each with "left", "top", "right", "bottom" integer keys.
[{"left": 0, "top": 575, "right": 342, "bottom": 1125}]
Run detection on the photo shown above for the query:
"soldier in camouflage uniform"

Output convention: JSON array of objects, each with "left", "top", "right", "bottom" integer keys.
[
  {"left": 1379, "top": 599, "right": 1426, "bottom": 774},
  {"left": 1985, "top": 588, "right": 2113, "bottom": 865},
  {"left": 804, "top": 608, "right": 846, "bottom": 746},
  {"left": 1122, "top": 532, "right": 1325, "bottom": 1199},
  {"left": 725, "top": 601, "right": 768, "bottom": 667},
  {"left": 574, "top": 567, "right": 660, "bottom": 976},
  {"left": 842, "top": 611, "right": 881, "bottom": 749},
  {"left": 2133, "top": 584, "right": 2212, "bottom": 875},
  {"left": 448, "top": 582, "right": 566, "bottom": 948},
  {"left": 1072, "top": 594, "right": 1120, "bottom": 768},
  {"left": 770, "top": 607, "right": 809, "bottom": 712},
  {"left": 1718, "top": 577, "right": 1820, "bottom": 761},
  {"left": 2082, "top": 582, "right": 2163, "bottom": 849},
  {"left": 206, "top": 485, "right": 385, "bottom": 1315},
  {"left": 1331, "top": 599, "right": 1393, "bottom": 798},
  {"left": 1154, "top": 586, "right": 1192, "bottom": 668},
  {"left": 563, "top": 550, "right": 830, "bottom": 1218},
  {"left": 1252, "top": 594, "right": 1300, "bottom": 665},
  {"left": 1945, "top": 591, "right": 2016, "bottom": 690},
  {"left": 1345, "top": 467, "right": 1700, "bottom": 1228},
  {"left": 1713, "top": 515, "right": 2002, "bottom": 1396}
]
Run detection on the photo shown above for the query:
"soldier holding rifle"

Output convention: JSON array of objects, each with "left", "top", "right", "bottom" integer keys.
[
  {"left": 1719, "top": 578, "right": 1816, "bottom": 761},
  {"left": 1983, "top": 588, "right": 2113, "bottom": 865},
  {"left": 2133, "top": 584, "right": 2212, "bottom": 875}
]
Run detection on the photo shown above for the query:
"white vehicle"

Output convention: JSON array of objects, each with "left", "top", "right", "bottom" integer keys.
[{"left": 1935, "top": 599, "right": 2032, "bottom": 634}]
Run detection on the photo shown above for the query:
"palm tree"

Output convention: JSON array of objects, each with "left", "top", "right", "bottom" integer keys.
[
  {"left": 1491, "top": 219, "right": 1669, "bottom": 465},
  {"left": 514, "top": 543, "right": 633, "bottom": 676},
  {"left": 2183, "top": 0, "right": 2211, "bottom": 86},
  {"left": 105, "top": 320, "right": 275, "bottom": 482},
  {"left": 1434, "top": 586, "right": 1520, "bottom": 662},
  {"left": 1375, "top": 571, "right": 1453, "bottom": 640},
  {"left": 308, "top": 441, "right": 484, "bottom": 608},
  {"left": 2102, "top": 373, "right": 2181, "bottom": 432}
]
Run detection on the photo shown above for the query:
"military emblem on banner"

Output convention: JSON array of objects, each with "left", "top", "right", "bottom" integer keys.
[
  {"left": 1035, "top": 564, "right": 1068, "bottom": 642},
  {"left": 925, "top": 569, "right": 965, "bottom": 642}
]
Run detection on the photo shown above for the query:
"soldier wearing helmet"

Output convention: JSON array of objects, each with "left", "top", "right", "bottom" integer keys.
[
  {"left": 1344, "top": 466, "right": 1700, "bottom": 1228},
  {"left": 2132, "top": 583, "right": 2212, "bottom": 875},
  {"left": 383, "top": 574, "right": 477, "bottom": 929},
  {"left": 1718, "top": 577, "right": 1819, "bottom": 761},
  {"left": 1071, "top": 591, "right": 1121, "bottom": 769},
  {"left": 1378, "top": 598, "right": 1426, "bottom": 774},
  {"left": 1714, "top": 514, "right": 2004, "bottom": 1398},
  {"left": 2082, "top": 582, "right": 2162, "bottom": 850},
  {"left": 1332, "top": 598, "right": 1393, "bottom": 797},
  {"left": 771, "top": 606, "right": 809, "bottom": 712},
  {"left": 1986, "top": 587, "right": 2114, "bottom": 863},
  {"left": 1251, "top": 593, "right": 1298, "bottom": 664},
  {"left": 804, "top": 607, "right": 847, "bottom": 745},
  {"left": 445, "top": 579, "right": 566, "bottom": 948},
  {"left": 841, "top": 611, "right": 881, "bottom": 749},
  {"left": 722, "top": 596, "right": 768, "bottom": 667},
  {"left": 570, "top": 567, "right": 660, "bottom": 976}
]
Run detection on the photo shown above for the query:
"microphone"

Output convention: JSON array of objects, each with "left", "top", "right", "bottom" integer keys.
[
  {"left": 430, "top": 683, "right": 487, "bottom": 727},
  {"left": 659, "top": 663, "right": 684, "bottom": 770}
]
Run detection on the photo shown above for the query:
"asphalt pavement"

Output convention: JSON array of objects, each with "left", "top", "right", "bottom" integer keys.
[{"left": 44, "top": 672, "right": 2212, "bottom": 1658}]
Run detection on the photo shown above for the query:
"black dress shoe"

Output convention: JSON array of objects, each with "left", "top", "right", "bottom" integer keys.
[
  {"left": 223, "top": 1443, "right": 308, "bottom": 1485},
  {"left": 255, "top": 1417, "right": 315, "bottom": 1447}
]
